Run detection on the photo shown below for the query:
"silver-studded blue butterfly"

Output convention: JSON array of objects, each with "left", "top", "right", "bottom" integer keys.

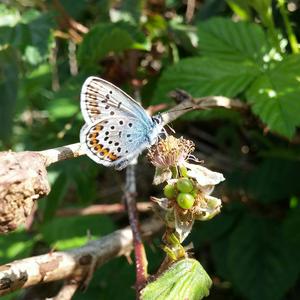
[{"left": 80, "top": 76, "right": 164, "bottom": 170}]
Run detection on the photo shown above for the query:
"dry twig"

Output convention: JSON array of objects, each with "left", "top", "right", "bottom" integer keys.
[
  {"left": 0, "top": 217, "right": 163, "bottom": 296},
  {"left": 56, "top": 202, "right": 152, "bottom": 217}
]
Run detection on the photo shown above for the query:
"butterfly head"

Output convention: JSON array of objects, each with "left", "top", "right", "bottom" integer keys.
[
  {"left": 152, "top": 114, "right": 163, "bottom": 126},
  {"left": 147, "top": 114, "right": 164, "bottom": 145}
]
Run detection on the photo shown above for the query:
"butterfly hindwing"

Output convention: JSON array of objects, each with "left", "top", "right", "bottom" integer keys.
[{"left": 80, "top": 116, "right": 151, "bottom": 169}]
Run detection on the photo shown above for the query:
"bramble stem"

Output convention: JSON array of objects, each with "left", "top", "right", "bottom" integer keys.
[{"left": 125, "top": 164, "right": 148, "bottom": 298}]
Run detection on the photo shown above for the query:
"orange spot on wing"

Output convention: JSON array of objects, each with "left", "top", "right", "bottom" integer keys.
[
  {"left": 91, "top": 125, "right": 103, "bottom": 132},
  {"left": 88, "top": 133, "right": 98, "bottom": 139}
]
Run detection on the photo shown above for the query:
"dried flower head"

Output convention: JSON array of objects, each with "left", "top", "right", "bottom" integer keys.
[{"left": 148, "top": 136, "right": 195, "bottom": 168}]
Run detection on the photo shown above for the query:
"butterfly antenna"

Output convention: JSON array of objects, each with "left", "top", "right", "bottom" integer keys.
[
  {"left": 188, "top": 154, "right": 204, "bottom": 164},
  {"left": 167, "top": 106, "right": 195, "bottom": 113},
  {"left": 166, "top": 124, "right": 176, "bottom": 134},
  {"left": 160, "top": 127, "right": 168, "bottom": 138}
]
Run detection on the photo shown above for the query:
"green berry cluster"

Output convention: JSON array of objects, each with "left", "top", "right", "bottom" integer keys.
[{"left": 163, "top": 178, "right": 197, "bottom": 209}]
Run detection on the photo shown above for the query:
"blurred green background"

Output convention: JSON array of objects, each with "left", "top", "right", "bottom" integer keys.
[{"left": 1, "top": 0, "right": 300, "bottom": 299}]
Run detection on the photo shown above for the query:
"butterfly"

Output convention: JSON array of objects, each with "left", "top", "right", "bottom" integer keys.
[{"left": 80, "top": 76, "right": 164, "bottom": 170}]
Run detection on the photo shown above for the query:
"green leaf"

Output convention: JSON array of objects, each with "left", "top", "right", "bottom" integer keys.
[
  {"left": 119, "top": 0, "right": 142, "bottom": 22},
  {"left": 168, "top": 19, "right": 198, "bottom": 54},
  {"left": 245, "top": 159, "right": 300, "bottom": 203},
  {"left": 46, "top": 74, "right": 87, "bottom": 120},
  {"left": 246, "top": 55, "right": 300, "bottom": 138},
  {"left": 191, "top": 205, "right": 241, "bottom": 243},
  {"left": 197, "top": 17, "right": 270, "bottom": 64},
  {"left": 228, "top": 215, "right": 299, "bottom": 300},
  {"left": 41, "top": 215, "right": 115, "bottom": 250},
  {"left": 2, "top": 10, "right": 53, "bottom": 61},
  {"left": 78, "top": 22, "right": 149, "bottom": 71},
  {"left": 153, "top": 57, "right": 259, "bottom": 103},
  {"left": 43, "top": 172, "right": 68, "bottom": 222},
  {"left": 0, "top": 48, "right": 18, "bottom": 142},
  {"left": 0, "top": 230, "right": 34, "bottom": 264},
  {"left": 247, "top": 0, "right": 273, "bottom": 27},
  {"left": 195, "top": 0, "right": 227, "bottom": 21},
  {"left": 282, "top": 205, "right": 300, "bottom": 252},
  {"left": 0, "top": 4, "right": 20, "bottom": 27},
  {"left": 141, "top": 258, "right": 212, "bottom": 300}
]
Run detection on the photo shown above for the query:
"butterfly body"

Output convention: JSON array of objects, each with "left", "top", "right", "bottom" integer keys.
[{"left": 80, "top": 77, "right": 163, "bottom": 170}]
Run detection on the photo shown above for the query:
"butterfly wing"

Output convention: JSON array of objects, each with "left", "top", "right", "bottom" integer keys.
[
  {"left": 80, "top": 76, "right": 163, "bottom": 169},
  {"left": 80, "top": 115, "right": 153, "bottom": 170},
  {"left": 80, "top": 76, "right": 152, "bottom": 125}
]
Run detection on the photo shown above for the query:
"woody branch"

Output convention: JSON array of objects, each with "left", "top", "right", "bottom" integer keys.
[
  {"left": 0, "top": 91, "right": 244, "bottom": 234},
  {"left": 0, "top": 217, "right": 163, "bottom": 297}
]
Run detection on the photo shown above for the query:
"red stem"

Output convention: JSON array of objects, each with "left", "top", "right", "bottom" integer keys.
[{"left": 125, "top": 165, "right": 148, "bottom": 298}]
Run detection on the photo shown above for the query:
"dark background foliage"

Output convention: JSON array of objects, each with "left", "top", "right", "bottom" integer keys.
[{"left": 1, "top": 0, "right": 300, "bottom": 299}]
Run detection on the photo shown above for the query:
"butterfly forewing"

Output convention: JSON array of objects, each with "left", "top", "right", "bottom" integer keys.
[{"left": 81, "top": 76, "right": 152, "bottom": 125}]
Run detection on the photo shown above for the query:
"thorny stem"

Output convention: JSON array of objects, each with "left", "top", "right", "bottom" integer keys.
[{"left": 125, "top": 164, "right": 148, "bottom": 298}]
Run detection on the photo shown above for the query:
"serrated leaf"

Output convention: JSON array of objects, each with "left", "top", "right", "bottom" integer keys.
[
  {"left": 141, "top": 258, "right": 212, "bottom": 300},
  {"left": 78, "top": 21, "right": 149, "bottom": 71},
  {"left": 246, "top": 55, "right": 300, "bottom": 138},
  {"left": 153, "top": 57, "right": 259, "bottom": 103},
  {"left": 197, "top": 17, "right": 270, "bottom": 64},
  {"left": 228, "top": 215, "right": 299, "bottom": 300}
]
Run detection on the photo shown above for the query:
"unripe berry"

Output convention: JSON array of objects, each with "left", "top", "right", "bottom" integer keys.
[
  {"left": 176, "top": 178, "right": 193, "bottom": 193},
  {"left": 164, "top": 184, "right": 176, "bottom": 199},
  {"left": 176, "top": 193, "right": 195, "bottom": 209}
]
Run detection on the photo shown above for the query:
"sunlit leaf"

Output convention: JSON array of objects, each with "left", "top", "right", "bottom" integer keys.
[
  {"left": 0, "top": 4, "right": 20, "bottom": 27},
  {"left": 197, "top": 17, "right": 270, "bottom": 64},
  {"left": 141, "top": 258, "right": 212, "bottom": 300},
  {"left": 246, "top": 55, "right": 300, "bottom": 138},
  {"left": 41, "top": 215, "right": 115, "bottom": 250},
  {"left": 153, "top": 57, "right": 259, "bottom": 103},
  {"left": 0, "top": 230, "right": 33, "bottom": 264}
]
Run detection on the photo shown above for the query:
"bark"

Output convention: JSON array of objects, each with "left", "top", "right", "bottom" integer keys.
[
  {"left": 0, "top": 217, "right": 163, "bottom": 296},
  {"left": 0, "top": 152, "right": 50, "bottom": 233}
]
